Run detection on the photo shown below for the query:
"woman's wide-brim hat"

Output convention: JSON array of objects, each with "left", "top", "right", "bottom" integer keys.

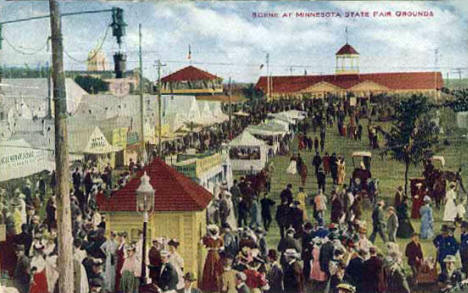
[
  {"left": 168, "top": 238, "right": 180, "bottom": 248},
  {"left": 444, "top": 255, "right": 457, "bottom": 263},
  {"left": 284, "top": 248, "right": 300, "bottom": 258},
  {"left": 183, "top": 272, "right": 197, "bottom": 282},
  {"left": 207, "top": 224, "right": 219, "bottom": 234}
]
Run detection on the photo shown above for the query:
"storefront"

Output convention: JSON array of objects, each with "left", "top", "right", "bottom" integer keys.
[
  {"left": 228, "top": 131, "right": 268, "bottom": 173},
  {"left": 174, "top": 152, "right": 227, "bottom": 193}
]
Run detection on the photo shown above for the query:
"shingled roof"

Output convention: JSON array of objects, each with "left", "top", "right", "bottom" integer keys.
[
  {"left": 96, "top": 158, "right": 212, "bottom": 212},
  {"left": 161, "top": 65, "right": 221, "bottom": 83},
  {"left": 255, "top": 72, "right": 444, "bottom": 94},
  {"left": 336, "top": 43, "right": 359, "bottom": 55}
]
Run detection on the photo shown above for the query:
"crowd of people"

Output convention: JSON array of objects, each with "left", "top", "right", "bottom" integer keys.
[{"left": 1, "top": 96, "right": 468, "bottom": 293}]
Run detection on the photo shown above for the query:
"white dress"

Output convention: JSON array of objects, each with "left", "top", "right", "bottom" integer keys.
[
  {"left": 101, "top": 239, "right": 118, "bottom": 292},
  {"left": 286, "top": 159, "right": 297, "bottom": 175},
  {"left": 168, "top": 251, "right": 185, "bottom": 290},
  {"left": 225, "top": 195, "right": 238, "bottom": 230},
  {"left": 443, "top": 189, "right": 458, "bottom": 222}
]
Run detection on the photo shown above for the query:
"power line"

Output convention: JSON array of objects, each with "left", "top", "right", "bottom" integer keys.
[
  {"left": 63, "top": 24, "right": 110, "bottom": 64},
  {"left": 3, "top": 36, "right": 50, "bottom": 56}
]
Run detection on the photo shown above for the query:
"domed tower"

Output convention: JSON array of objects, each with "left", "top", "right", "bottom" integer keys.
[
  {"left": 87, "top": 49, "right": 108, "bottom": 71},
  {"left": 335, "top": 43, "right": 359, "bottom": 75}
]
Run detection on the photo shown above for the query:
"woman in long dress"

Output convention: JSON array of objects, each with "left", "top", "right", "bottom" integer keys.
[
  {"left": 29, "top": 244, "right": 49, "bottom": 293},
  {"left": 444, "top": 183, "right": 458, "bottom": 222},
  {"left": 419, "top": 196, "right": 434, "bottom": 240},
  {"left": 396, "top": 197, "right": 414, "bottom": 239},
  {"left": 337, "top": 158, "right": 346, "bottom": 185},
  {"left": 310, "top": 238, "right": 327, "bottom": 282},
  {"left": 286, "top": 155, "right": 297, "bottom": 175},
  {"left": 200, "top": 225, "right": 224, "bottom": 292},
  {"left": 101, "top": 232, "right": 118, "bottom": 293},
  {"left": 115, "top": 232, "right": 127, "bottom": 293},
  {"left": 224, "top": 193, "right": 238, "bottom": 230},
  {"left": 168, "top": 239, "right": 185, "bottom": 290},
  {"left": 120, "top": 244, "right": 141, "bottom": 293},
  {"left": 411, "top": 184, "right": 425, "bottom": 219}
]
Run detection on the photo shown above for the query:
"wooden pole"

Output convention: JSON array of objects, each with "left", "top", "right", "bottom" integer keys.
[
  {"left": 48, "top": 1, "right": 74, "bottom": 292},
  {"left": 139, "top": 24, "right": 146, "bottom": 163}
]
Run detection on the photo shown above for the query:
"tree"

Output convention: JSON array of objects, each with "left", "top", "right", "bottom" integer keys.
[
  {"left": 74, "top": 75, "right": 109, "bottom": 93},
  {"left": 382, "top": 95, "right": 440, "bottom": 196}
]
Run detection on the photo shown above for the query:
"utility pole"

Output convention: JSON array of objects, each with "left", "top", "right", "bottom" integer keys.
[
  {"left": 138, "top": 24, "right": 146, "bottom": 164},
  {"left": 228, "top": 76, "right": 232, "bottom": 139},
  {"left": 46, "top": 61, "right": 52, "bottom": 119},
  {"left": 155, "top": 59, "right": 166, "bottom": 158},
  {"left": 266, "top": 53, "right": 270, "bottom": 100},
  {"left": 434, "top": 49, "right": 438, "bottom": 100},
  {"left": 48, "top": 1, "right": 74, "bottom": 293}
]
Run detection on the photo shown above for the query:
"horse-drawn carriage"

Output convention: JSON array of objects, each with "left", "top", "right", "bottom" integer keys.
[
  {"left": 351, "top": 151, "right": 378, "bottom": 202},
  {"left": 421, "top": 156, "right": 466, "bottom": 208}
]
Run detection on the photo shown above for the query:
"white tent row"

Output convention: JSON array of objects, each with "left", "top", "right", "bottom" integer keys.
[{"left": 228, "top": 130, "right": 268, "bottom": 172}]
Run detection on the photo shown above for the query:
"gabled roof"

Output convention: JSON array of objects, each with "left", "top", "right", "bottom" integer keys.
[
  {"left": 336, "top": 43, "right": 359, "bottom": 55},
  {"left": 229, "top": 130, "right": 266, "bottom": 147},
  {"left": 255, "top": 72, "right": 444, "bottom": 94},
  {"left": 96, "top": 158, "right": 212, "bottom": 212},
  {"left": 161, "top": 65, "right": 221, "bottom": 83}
]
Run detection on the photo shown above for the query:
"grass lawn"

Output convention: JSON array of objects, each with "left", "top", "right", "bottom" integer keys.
[{"left": 252, "top": 111, "right": 468, "bottom": 274}]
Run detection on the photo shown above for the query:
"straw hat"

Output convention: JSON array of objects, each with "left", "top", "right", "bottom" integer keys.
[
  {"left": 337, "top": 283, "right": 356, "bottom": 293},
  {"left": 443, "top": 255, "right": 456, "bottom": 263}
]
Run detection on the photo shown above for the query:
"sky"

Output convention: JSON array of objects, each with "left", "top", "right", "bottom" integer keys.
[{"left": 0, "top": 0, "right": 467, "bottom": 83}]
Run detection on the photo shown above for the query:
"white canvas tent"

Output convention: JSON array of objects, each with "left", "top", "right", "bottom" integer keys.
[
  {"left": 285, "top": 110, "right": 307, "bottom": 120},
  {"left": 208, "top": 101, "right": 228, "bottom": 123},
  {"left": 164, "top": 113, "right": 185, "bottom": 133},
  {"left": 164, "top": 95, "right": 201, "bottom": 124},
  {"left": 228, "top": 131, "right": 267, "bottom": 172},
  {"left": 68, "top": 126, "right": 122, "bottom": 155},
  {"left": 197, "top": 100, "right": 216, "bottom": 125},
  {"left": 0, "top": 138, "right": 54, "bottom": 182}
]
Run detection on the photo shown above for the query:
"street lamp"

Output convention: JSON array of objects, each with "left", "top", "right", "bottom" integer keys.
[{"left": 136, "top": 171, "right": 155, "bottom": 285}]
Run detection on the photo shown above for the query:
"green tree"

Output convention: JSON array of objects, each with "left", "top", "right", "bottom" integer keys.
[
  {"left": 382, "top": 95, "right": 440, "bottom": 196},
  {"left": 74, "top": 75, "right": 109, "bottom": 93}
]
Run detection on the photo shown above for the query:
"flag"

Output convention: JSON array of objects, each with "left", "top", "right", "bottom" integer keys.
[
  {"left": 187, "top": 44, "right": 191, "bottom": 60},
  {"left": 259, "top": 64, "right": 264, "bottom": 70}
]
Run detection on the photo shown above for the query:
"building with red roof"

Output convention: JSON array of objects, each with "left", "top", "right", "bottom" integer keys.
[
  {"left": 161, "top": 65, "right": 224, "bottom": 96},
  {"left": 96, "top": 158, "right": 212, "bottom": 279},
  {"left": 256, "top": 42, "right": 443, "bottom": 100}
]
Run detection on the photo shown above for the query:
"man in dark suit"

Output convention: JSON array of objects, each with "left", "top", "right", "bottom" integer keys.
[
  {"left": 159, "top": 250, "right": 179, "bottom": 292},
  {"left": 279, "top": 184, "right": 293, "bottom": 205},
  {"left": 362, "top": 246, "right": 384, "bottom": 293},
  {"left": 369, "top": 200, "right": 387, "bottom": 243},
  {"left": 275, "top": 200, "right": 291, "bottom": 239},
  {"left": 15, "top": 224, "right": 32, "bottom": 257},
  {"left": 177, "top": 272, "right": 201, "bottom": 293}
]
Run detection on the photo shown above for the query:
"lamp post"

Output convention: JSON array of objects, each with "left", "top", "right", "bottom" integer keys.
[{"left": 136, "top": 171, "right": 155, "bottom": 286}]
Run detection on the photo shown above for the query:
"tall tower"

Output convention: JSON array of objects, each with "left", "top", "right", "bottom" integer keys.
[
  {"left": 335, "top": 29, "right": 359, "bottom": 75},
  {"left": 335, "top": 43, "right": 359, "bottom": 74},
  {"left": 87, "top": 49, "right": 108, "bottom": 71}
]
